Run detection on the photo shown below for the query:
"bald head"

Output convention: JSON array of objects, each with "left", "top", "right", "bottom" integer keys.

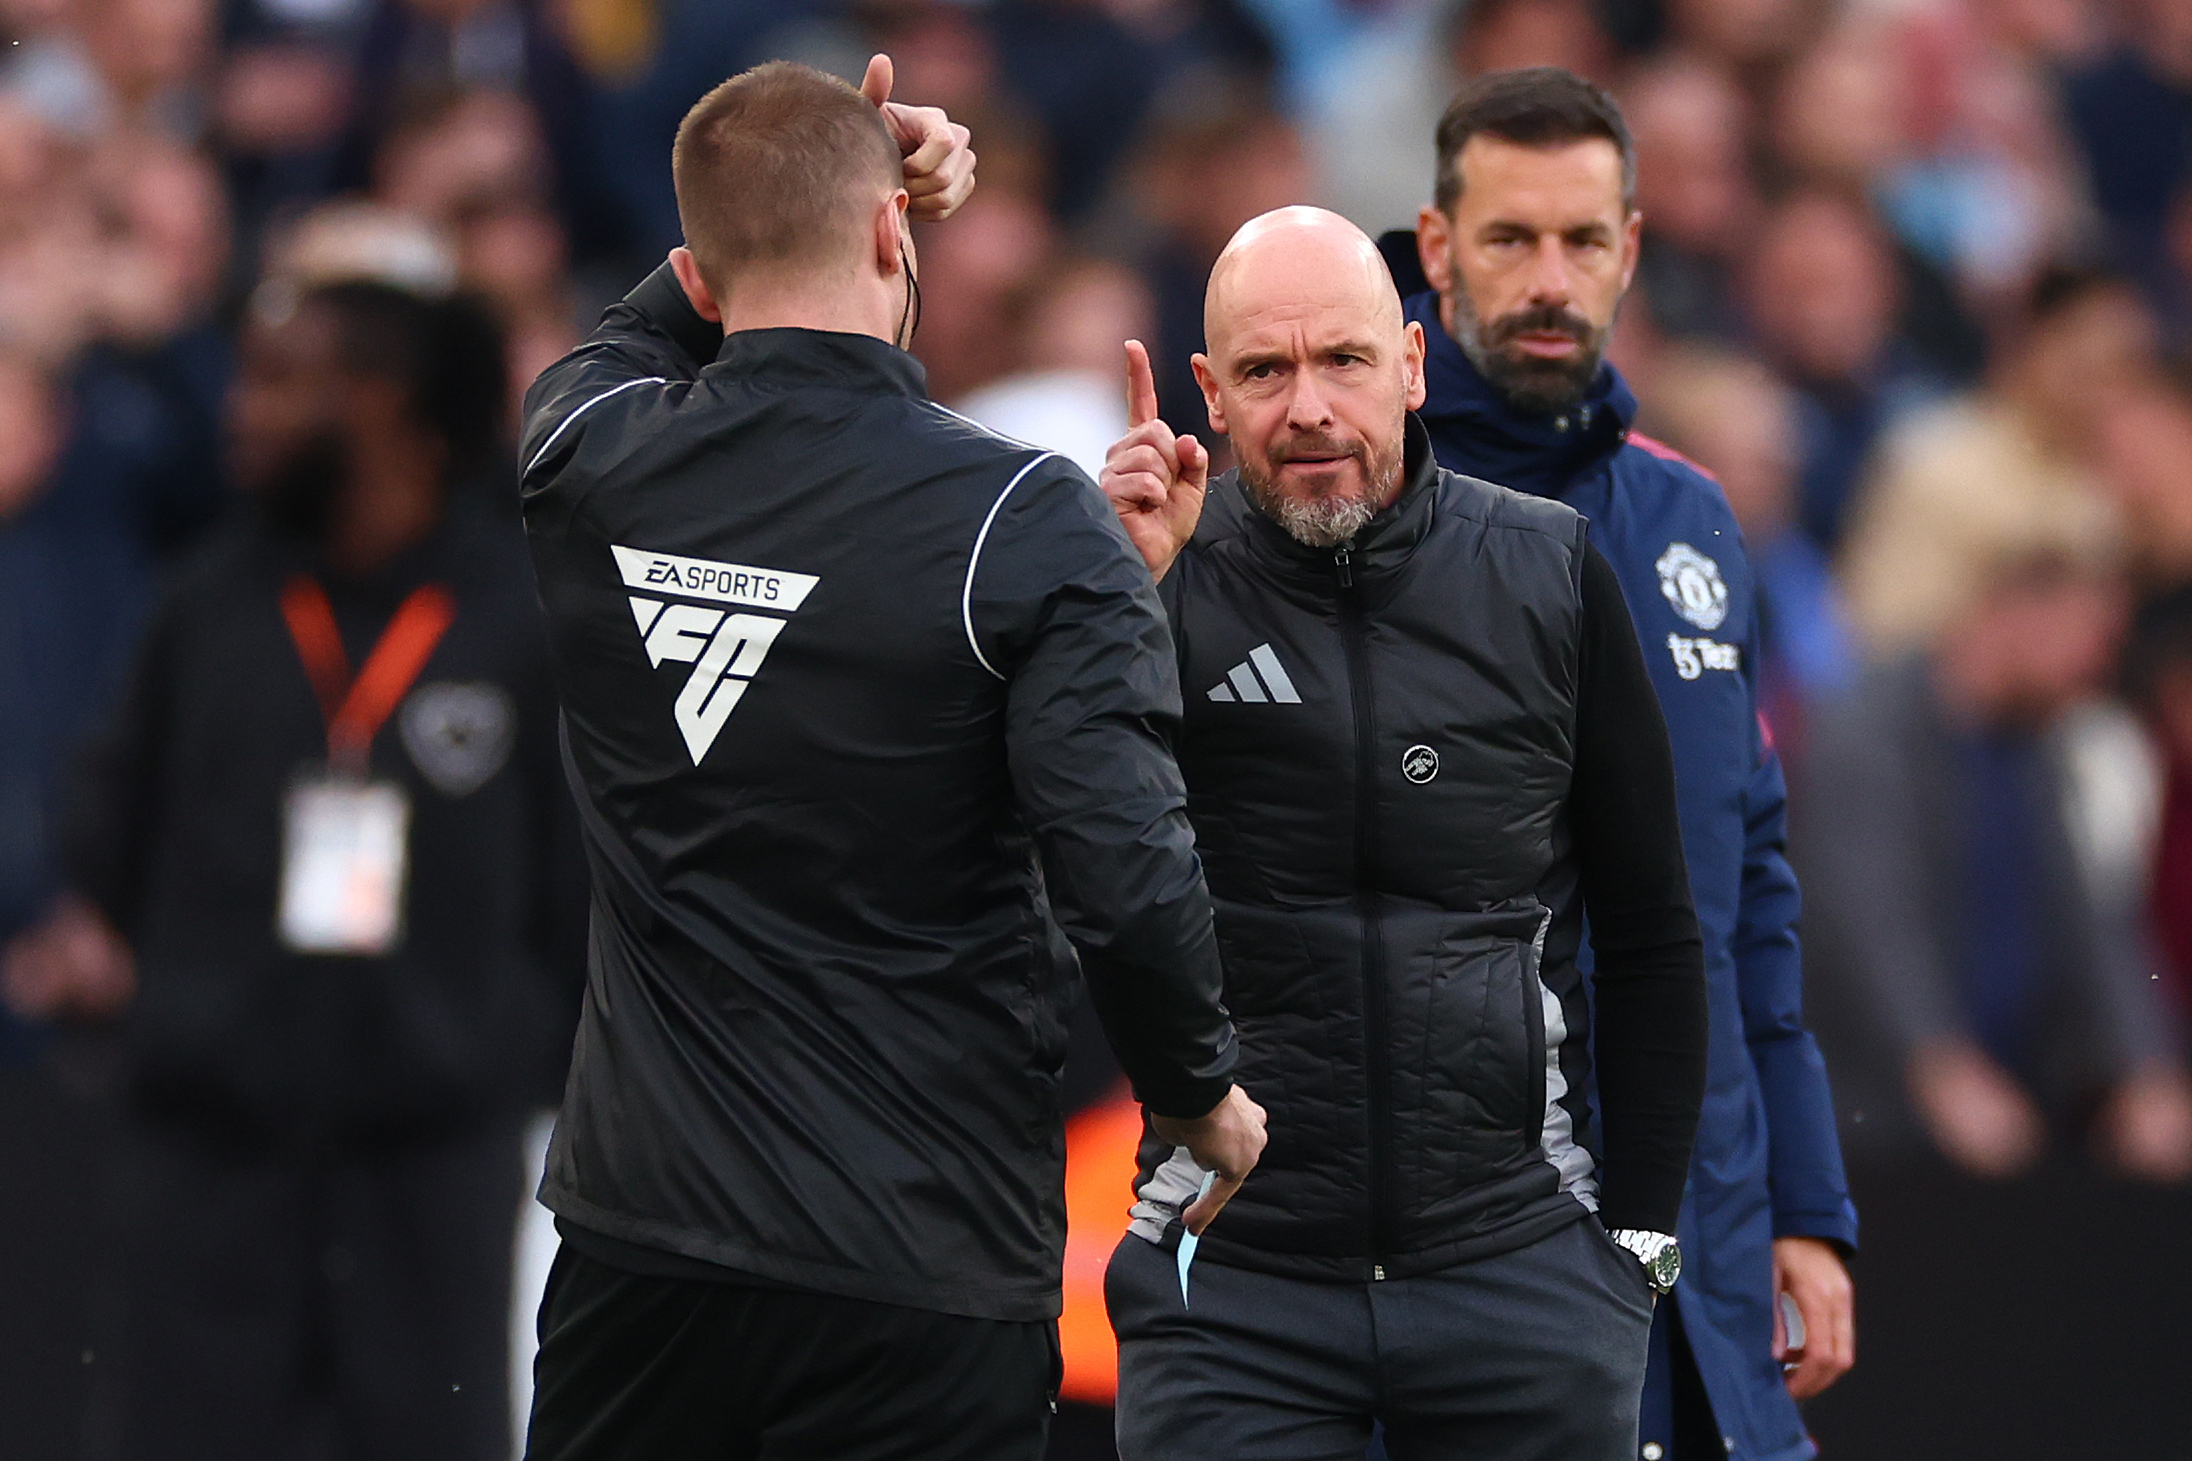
[
  {"left": 1189, "top": 207, "right": 1428, "bottom": 549},
  {"left": 1204, "top": 206, "right": 1403, "bottom": 355}
]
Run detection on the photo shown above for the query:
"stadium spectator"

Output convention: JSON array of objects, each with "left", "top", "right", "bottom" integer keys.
[
  {"left": 2, "top": 0, "right": 217, "bottom": 143},
  {"left": 373, "top": 87, "right": 551, "bottom": 225},
  {"left": 0, "top": 129, "right": 231, "bottom": 1055},
  {"left": 1664, "top": 0, "right": 1816, "bottom": 72},
  {"left": 907, "top": 185, "right": 1056, "bottom": 405},
  {"left": 2058, "top": 0, "right": 2192, "bottom": 307},
  {"left": 1129, "top": 76, "right": 1308, "bottom": 445},
  {"left": 337, "top": 0, "right": 596, "bottom": 249},
  {"left": 1767, "top": 23, "right": 1994, "bottom": 381},
  {"left": 1454, "top": 0, "right": 1615, "bottom": 80},
  {"left": 2089, "top": 379, "right": 2192, "bottom": 592},
  {"left": 1620, "top": 53, "right": 1753, "bottom": 341},
  {"left": 363, "top": 86, "right": 579, "bottom": 408},
  {"left": 991, "top": 0, "right": 1273, "bottom": 223},
  {"left": 1801, "top": 526, "right": 2190, "bottom": 1181},
  {"left": 1795, "top": 520, "right": 2192, "bottom": 1458},
  {"left": 454, "top": 195, "right": 576, "bottom": 416},
  {"left": 1299, "top": 0, "right": 1615, "bottom": 240},
  {"left": 956, "top": 254, "right": 1157, "bottom": 479},
  {"left": 5, "top": 273, "right": 586, "bottom": 1460},
  {"left": 1839, "top": 267, "right": 2147, "bottom": 659},
  {"left": 1742, "top": 187, "right": 1944, "bottom": 551}
]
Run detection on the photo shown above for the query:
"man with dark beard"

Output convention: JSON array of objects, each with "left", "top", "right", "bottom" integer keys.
[
  {"left": 1393, "top": 68, "right": 1860, "bottom": 1461},
  {"left": 1098, "top": 205, "right": 1708, "bottom": 1460},
  {"left": 11, "top": 276, "right": 587, "bottom": 1461}
]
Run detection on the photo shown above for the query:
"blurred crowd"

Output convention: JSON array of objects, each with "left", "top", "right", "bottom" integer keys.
[{"left": 1, "top": 0, "right": 2191, "bottom": 1456}]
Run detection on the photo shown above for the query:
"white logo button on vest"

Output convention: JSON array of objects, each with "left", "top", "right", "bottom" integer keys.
[
  {"left": 615, "top": 544, "right": 815, "bottom": 764},
  {"left": 1655, "top": 542, "right": 1729, "bottom": 631},
  {"left": 1206, "top": 643, "right": 1303, "bottom": 704},
  {"left": 1402, "top": 745, "right": 1440, "bottom": 784}
]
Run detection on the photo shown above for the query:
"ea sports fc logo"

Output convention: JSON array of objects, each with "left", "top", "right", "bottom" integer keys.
[
  {"left": 612, "top": 545, "right": 819, "bottom": 765},
  {"left": 1655, "top": 542, "right": 1729, "bottom": 632}
]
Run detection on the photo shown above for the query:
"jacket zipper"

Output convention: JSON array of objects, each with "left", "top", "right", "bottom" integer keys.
[{"left": 1334, "top": 544, "right": 1391, "bottom": 1277}]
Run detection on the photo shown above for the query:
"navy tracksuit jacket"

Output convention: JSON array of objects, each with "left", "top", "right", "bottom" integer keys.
[{"left": 1403, "top": 285, "right": 1859, "bottom": 1461}]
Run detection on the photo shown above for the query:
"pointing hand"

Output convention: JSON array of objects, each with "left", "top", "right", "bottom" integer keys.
[{"left": 1101, "top": 340, "right": 1209, "bottom": 581}]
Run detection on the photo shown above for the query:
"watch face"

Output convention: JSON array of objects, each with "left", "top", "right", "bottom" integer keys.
[{"left": 1646, "top": 1243, "right": 1682, "bottom": 1294}]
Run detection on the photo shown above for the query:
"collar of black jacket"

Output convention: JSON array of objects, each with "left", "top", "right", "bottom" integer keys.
[
  {"left": 1402, "top": 289, "right": 1635, "bottom": 500},
  {"left": 1230, "top": 411, "right": 1442, "bottom": 584},
  {"left": 707, "top": 327, "right": 931, "bottom": 399}
]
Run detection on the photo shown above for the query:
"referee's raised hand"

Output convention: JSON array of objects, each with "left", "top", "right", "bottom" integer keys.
[
  {"left": 859, "top": 54, "right": 976, "bottom": 221},
  {"left": 1150, "top": 1084, "right": 1268, "bottom": 1235}
]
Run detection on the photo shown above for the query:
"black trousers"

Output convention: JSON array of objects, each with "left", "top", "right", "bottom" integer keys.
[
  {"left": 110, "top": 1114, "right": 522, "bottom": 1461},
  {"left": 525, "top": 1244, "right": 1062, "bottom": 1461},
  {"left": 1108, "top": 1215, "right": 1656, "bottom": 1461}
]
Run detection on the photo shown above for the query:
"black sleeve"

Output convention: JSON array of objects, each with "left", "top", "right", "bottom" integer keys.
[
  {"left": 611, "top": 262, "right": 726, "bottom": 374},
  {"left": 517, "top": 262, "right": 719, "bottom": 490},
  {"left": 971, "top": 457, "right": 1239, "bottom": 1119},
  {"left": 1569, "top": 540, "right": 1708, "bottom": 1234}
]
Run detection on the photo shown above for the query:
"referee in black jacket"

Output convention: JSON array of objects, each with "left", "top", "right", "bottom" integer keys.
[{"left": 518, "top": 58, "right": 1265, "bottom": 1461}]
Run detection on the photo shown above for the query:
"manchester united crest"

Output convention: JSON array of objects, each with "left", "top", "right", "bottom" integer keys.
[{"left": 1655, "top": 542, "right": 1729, "bottom": 632}]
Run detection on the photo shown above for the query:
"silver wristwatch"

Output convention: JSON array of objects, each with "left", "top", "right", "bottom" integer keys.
[{"left": 1607, "top": 1229, "right": 1682, "bottom": 1295}]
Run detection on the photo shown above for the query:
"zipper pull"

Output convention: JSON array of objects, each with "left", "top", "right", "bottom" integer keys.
[{"left": 1334, "top": 545, "right": 1354, "bottom": 588}]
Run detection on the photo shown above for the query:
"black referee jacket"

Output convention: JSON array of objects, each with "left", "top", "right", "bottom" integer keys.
[{"left": 518, "top": 265, "right": 1237, "bottom": 1323}]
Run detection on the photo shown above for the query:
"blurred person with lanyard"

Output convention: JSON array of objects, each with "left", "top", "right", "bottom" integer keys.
[
  {"left": 517, "top": 57, "right": 1263, "bottom": 1461},
  {"left": 1099, "top": 205, "right": 1707, "bottom": 1460},
  {"left": 1380, "top": 67, "right": 1860, "bottom": 1461},
  {"left": 1, "top": 262, "right": 589, "bottom": 1459}
]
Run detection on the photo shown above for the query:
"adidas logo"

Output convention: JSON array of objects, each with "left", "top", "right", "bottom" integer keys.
[
  {"left": 612, "top": 544, "right": 819, "bottom": 764},
  {"left": 1206, "top": 643, "right": 1302, "bottom": 704}
]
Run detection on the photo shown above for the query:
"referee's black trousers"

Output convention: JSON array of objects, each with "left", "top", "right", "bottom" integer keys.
[{"left": 524, "top": 1245, "right": 1062, "bottom": 1461}]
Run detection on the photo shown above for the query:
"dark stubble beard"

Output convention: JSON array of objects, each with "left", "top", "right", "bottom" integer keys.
[
  {"left": 1238, "top": 426, "right": 1408, "bottom": 550},
  {"left": 1447, "top": 285, "right": 1611, "bottom": 417}
]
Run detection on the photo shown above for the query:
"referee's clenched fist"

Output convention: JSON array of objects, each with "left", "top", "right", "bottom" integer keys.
[{"left": 516, "top": 58, "right": 1256, "bottom": 1461}]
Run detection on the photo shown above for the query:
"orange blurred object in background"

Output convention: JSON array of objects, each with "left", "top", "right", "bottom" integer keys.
[{"left": 1058, "top": 1088, "right": 1144, "bottom": 1404}]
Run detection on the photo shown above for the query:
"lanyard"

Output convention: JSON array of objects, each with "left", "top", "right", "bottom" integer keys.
[{"left": 280, "top": 574, "right": 455, "bottom": 773}]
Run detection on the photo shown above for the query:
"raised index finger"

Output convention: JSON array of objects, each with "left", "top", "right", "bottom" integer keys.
[{"left": 1124, "top": 339, "right": 1159, "bottom": 429}]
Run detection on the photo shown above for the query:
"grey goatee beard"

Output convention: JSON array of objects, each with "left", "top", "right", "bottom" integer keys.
[
  {"left": 1238, "top": 432, "right": 1406, "bottom": 549},
  {"left": 1447, "top": 286, "right": 1611, "bottom": 417}
]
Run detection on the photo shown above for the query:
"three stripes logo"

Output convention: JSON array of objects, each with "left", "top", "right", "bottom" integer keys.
[
  {"left": 1206, "top": 643, "right": 1302, "bottom": 704},
  {"left": 613, "top": 545, "right": 819, "bottom": 764}
]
